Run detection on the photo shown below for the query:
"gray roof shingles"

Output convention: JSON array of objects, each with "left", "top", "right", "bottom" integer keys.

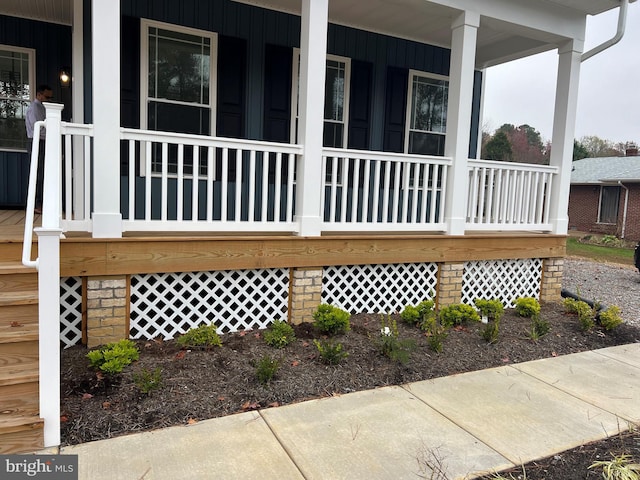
[{"left": 570, "top": 157, "right": 640, "bottom": 184}]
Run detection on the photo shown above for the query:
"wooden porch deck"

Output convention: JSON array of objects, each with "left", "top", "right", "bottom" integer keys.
[{"left": 0, "top": 209, "right": 39, "bottom": 242}]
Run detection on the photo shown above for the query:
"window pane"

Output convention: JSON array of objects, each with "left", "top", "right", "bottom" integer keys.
[
  {"left": 148, "top": 28, "right": 210, "bottom": 104},
  {"left": 0, "top": 49, "right": 31, "bottom": 150},
  {"left": 411, "top": 76, "right": 448, "bottom": 134},
  {"left": 323, "top": 121, "right": 343, "bottom": 148},
  {"left": 408, "top": 131, "right": 445, "bottom": 156},
  {"left": 324, "top": 60, "right": 345, "bottom": 122},
  {"left": 599, "top": 186, "right": 620, "bottom": 224},
  {"left": 148, "top": 101, "right": 210, "bottom": 135}
]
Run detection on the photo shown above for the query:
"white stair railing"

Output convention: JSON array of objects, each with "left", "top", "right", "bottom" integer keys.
[{"left": 22, "top": 103, "right": 65, "bottom": 448}]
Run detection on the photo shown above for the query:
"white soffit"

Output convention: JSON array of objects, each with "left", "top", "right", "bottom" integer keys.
[{"left": 0, "top": 0, "right": 73, "bottom": 26}]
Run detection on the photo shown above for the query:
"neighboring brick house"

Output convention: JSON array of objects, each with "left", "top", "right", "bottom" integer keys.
[{"left": 569, "top": 152, "right": 640, "bottom": 241}]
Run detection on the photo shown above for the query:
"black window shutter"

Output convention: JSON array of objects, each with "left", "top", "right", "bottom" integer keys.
[
  {"left": 217, "top": 35, "right": 247, "bottom": 139},
  {"left": 383, "top": 67, "right": 408, "bottom": 153},
  {"left": 347, "top": 60, "right": 372, "bottom": 150},
  {"left": 263, "top": 44, "right": 293, "bottom": 143}
]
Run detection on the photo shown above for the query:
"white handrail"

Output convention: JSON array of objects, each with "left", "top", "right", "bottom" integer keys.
[{"left": 22, "top": 121, "right": 45, "bottom": 269}]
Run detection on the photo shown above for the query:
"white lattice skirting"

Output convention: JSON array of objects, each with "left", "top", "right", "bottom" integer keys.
[
  {"left": 322, "top": 263, "right": 438, "bottom": 314},
  {"left": 461, "top": 259, "right": 542, "bottom": 308},
  {"left": 130, "top": 269, "right": 289, "bottom": 340},
  {"left": 60, "top": 276, "right": 83, "bottom": 348}
]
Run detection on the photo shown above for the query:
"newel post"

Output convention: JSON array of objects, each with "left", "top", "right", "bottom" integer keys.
[{"left": 35, "top": 103, "right": 65, "bottom": 448}]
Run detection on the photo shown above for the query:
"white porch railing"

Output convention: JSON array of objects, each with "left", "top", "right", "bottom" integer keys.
[
  {"left": 321, "top": 148, "right": 451, "bottom": 232},
  {"left": 54, "top": 120, "right": 561, "bottom": 235},
  {"left": 120, "top": 129, "right": 301, "bottom": 232},
  {"left": 466, "top": 159, "right": 558, "bottom": 231}
]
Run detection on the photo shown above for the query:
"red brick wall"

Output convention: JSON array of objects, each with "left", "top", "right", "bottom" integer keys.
[{"left": 568, "top": 183, "right": 640, "bottom": 241}]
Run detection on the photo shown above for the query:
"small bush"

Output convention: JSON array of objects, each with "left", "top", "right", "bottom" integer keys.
[
  {"left": 87, "top": 339, "right": 140, "bottom": 375},
  {"left": 480, "top": 319, "right": 500, "bottom": 344},
  {"left": 263, "top": 319, "right": 296, "bottom": 348},
  {"left": 400, "top": 305, "right": 420, "bottom": 325},
  {"left": 134, "top": 367, "right": 163, "bottom": 394},
  {"left": 255, "top": 355, "right": 280, "bottom": 385},
  {"left": 564, "top": 298, "right": 596, "bottom": 332},
  {"left": 313, "top": 304, "right": 350, "bottom": 336},
  {"left": 375, "top": 315, "right": 416, "bottom": 364},
  {"left": 474, "top": 299, "right": 504, "bottom": 321},
  {"left": 439, "top": 304, "right": 480, "bottom": 327},
  {"left": 599, "top": 305, "right": 623, "bottom": 331},
  {"left": 423, "top": 315, "right": 448, "bottom": 353},
  {"left": 176, "top": 324, "right": 222, "bottom": 349},
  {"left": 528, "top": 315, "right": 550, "bottom": 341},
  {"left": 400, "top": 300, "right": 436, "bottom": 329},
  {"left": 514, "top": 297, "right": 541, "bottom": 318},
  {"left": 313, "top": 339, "right": 348, "bottom": 365}
]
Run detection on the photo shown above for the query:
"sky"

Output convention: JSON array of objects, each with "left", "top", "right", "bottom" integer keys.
[{"left": 482, "top": 4, "right": 640, "bottom": 145}]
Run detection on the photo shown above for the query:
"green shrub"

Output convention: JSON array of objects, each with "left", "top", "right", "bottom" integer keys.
[
  {"left": 423, "top": 315, "right": 448, "bottom": 353},
  {"left": 439, "top": 304, "right": 480, "bottom": 327},
  {"left": 313, "top": 339, "right": 348, "bottom": 365},
  {"left": 263, "top": 319, "right": 296, "bottom": 348},
  {"left": 400, "top": 305, "right": 420, "bottom": 325},
  {"left": 474, "top": 299, "right": 504, "bottom": 321},
  {"left": 255, "top": 355, "right": 280, "bottom": 385},
  {"left": 87, "top": 339, "right": 140, "bottom": 375},
  {"left": 313, "top": 304, "right": 350, "bottom": 336},
  {"left": 514, "top": 297, "right": 541, "bottom": 318},
  {"left": 134, "top": 367, "right": 163, "bottom": 394},
  {"left": 599, "top": 305, "right": 623, "bottom": 331},
  {"left": 564, "top": 298, "right": 596, "bottom": 332},
  {"left": 176, "top": 324, "right": 222, "bottom": 349},
  {"left": 528, "top": 315, "right": 550, "bottom": 341},
  {"left": 480, "top": 319, "right": 500, "bottom": 344},
  {"left": 375, "top": 315, "right": 416, "bottom": 364},
  {"left": 400, "top": 300, "right": 436, "bottom": 329}
]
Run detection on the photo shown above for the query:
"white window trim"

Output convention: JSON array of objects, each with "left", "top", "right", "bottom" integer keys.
[
  {"left": 403, "top": 69, "right": 449, "bottom": 155},
  {"left": 0, "top": 44, "right": 36, "bottom": 153},
  {"left": 597, "top": 184, "right": 620, "bottom": 225},
  {"left": 139, "top": 19, "right": 218, "bottom": 177},
  {"left": 290, "top": 48, "right": 351, "bottom": 148}
]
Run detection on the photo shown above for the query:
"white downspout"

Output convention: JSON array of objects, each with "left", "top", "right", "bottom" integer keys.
[
  {"left": 619, "top": 181, "right": 629, "bottom": 239},
  {"left": 582, "top": 0, "right": 630, "bottom": 62}
]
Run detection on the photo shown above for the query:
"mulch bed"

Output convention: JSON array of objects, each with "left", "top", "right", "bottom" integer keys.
[{"left": 61, "top": 303, "right": 640, "bottom": 478}]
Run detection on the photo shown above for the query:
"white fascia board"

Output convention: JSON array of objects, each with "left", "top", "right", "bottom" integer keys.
[{"left": 429, "top": 0, "right": 586, "bottom": 41}]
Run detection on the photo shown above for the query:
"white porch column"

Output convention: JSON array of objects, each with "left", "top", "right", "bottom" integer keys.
[
  {"left": 443, "top": 11, "right": 479, "bottom": 235},
  {"left": 295, "top": 0, "right": 328, "bottom": 236},
  {"left": 91, "top": 0, "right": 122, "bottom": 238},
  {"left": 549, "top": 39, "right": 583, "bottom": 234},
  {"left": 71, "top": 0, "right": 85, "bottom": 219}
]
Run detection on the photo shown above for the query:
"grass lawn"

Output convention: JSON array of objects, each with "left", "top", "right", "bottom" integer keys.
[{"left": 566, "top": 237, "right": 635, "bottom": 265}]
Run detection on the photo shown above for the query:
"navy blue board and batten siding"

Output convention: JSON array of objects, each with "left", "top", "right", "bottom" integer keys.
[{"left": 0, "top": 15, "right": 71, "bottom": 207}]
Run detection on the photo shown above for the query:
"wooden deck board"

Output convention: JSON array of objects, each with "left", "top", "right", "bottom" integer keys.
[{"left": 2, "top": 209, "right": 567, "bottom": 276}]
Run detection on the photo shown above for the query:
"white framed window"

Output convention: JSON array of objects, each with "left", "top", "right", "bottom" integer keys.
[
  {"left": 140, "top": 20, "right": 217, "bottom": 176},
  {"left": 404, "top": 70, "right": 448, "bottom": 157},
  {"left": 598, "top": 185, "right": 620, "bottom": 224},
  {"left": 291, "top": 50, "right": 351, "bottom": 185},
  {"left": 0, "top": 45, "right": 35, "bottom": 151},
  {"left": 290, "top": 49, "right": 351, "bottom": 148}
]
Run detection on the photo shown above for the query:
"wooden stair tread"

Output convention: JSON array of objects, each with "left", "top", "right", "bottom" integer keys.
[
  {"left": 0, "top": 262, "right": 33, "bottom": 275},
  {"left": 0, "top": 321, "right": 38, "bottom": 344},
  {"left": 0, "top": 291, "right": 39, "bottom": 306},
  {"left": 0, "top": 358, "right": 39, "bottom": 386},
  {"left": 0, "top": 415, "right": 43, "bottom": 435}
]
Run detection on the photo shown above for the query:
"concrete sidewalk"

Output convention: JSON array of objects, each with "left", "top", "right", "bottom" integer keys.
[{"left": 57, "top": 343, "right": 640, "bottom": 480}]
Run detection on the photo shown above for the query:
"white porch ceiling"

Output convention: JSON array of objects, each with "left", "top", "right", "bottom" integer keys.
[{"left": 0, "top": 0, "right": 72, "bottom": 25}]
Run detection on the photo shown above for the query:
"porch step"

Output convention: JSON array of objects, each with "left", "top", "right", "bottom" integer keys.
[
  {"left": 0, "top": 291, "right": 39, "bottom": 307},
  {"left": 0, "top": 415, "right": 44, "bottom": 454},
  {"left": 0, "top": 356, "right": 39, "bottom": 386},
  {"left": 0, "top": 259, "right": 42, "bottom": 453}
]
